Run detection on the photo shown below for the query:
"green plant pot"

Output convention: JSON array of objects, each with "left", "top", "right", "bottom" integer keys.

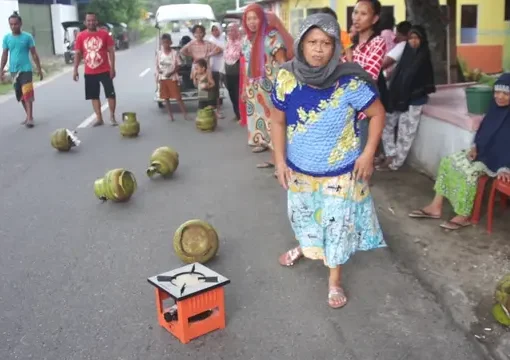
[{"left": 465, "top": 85, "right": 493, "bottom": 115}]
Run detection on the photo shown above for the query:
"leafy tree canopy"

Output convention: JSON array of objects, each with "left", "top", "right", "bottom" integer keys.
[{"left": 86, "top": 0, "right": 142, "bottom": 24}]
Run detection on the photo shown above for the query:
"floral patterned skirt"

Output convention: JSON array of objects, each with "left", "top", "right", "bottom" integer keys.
[
  {"left": 245, "top": 79, "right": 274, "bottom": 148},
  {"left": 434, "top": 150, "right": 486, "bottom": 216},
  {"left": 287, "top": 171, "right": 386, "bottom": 268}
]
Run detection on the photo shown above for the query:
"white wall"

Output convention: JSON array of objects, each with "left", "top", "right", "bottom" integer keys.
[
  {"left": 51, "top": 4, "right": 78, "bottom": 55},
  {"left": 408, "top": 115, "right": 475, "bottom": 179},
  {"left": 0, "top": 0, "right": 19, "bottom": 69}
]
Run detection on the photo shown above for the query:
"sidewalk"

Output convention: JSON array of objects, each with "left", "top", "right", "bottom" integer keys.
[{"left": 371, "top": 166, "right": 510, "bottom": 360}]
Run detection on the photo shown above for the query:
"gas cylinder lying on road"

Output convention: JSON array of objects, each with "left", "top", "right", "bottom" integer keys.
[
  {"left": 94, "top": 168, "right": 137, "bottom": 202},
  {"left": 147, "top": 146, "right": 179, "bottom": 178},
  {"left": 173, "top": 219, "right": 219, "bottom": 264},
  {"left": 119, "top": 112, "right": 140, "bottom": 137},
  {"left": 50, "top": 128, "right": 81, "bottom": 152}
]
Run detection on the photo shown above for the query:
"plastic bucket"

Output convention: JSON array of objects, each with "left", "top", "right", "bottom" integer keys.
[{"left": 465, "top": 85, "right": 493, "bottom": 115}]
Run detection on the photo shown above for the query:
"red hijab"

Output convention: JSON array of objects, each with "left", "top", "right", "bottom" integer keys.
[{"left": 242, "top": 4, "right": 294, "bottom": 79}]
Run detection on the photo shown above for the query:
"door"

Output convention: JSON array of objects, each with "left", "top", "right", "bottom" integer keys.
[{"left": 19, "top": 3, "right": 55, "bottom": 57}]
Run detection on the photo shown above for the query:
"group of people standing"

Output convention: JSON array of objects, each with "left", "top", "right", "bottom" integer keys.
[{"left": 3, "top": 1, "right": 509, "bottom": 309}]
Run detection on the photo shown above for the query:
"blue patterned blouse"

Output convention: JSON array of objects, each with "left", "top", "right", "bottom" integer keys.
[{"left": 270, "top": 69, "right": 377, "bottom": 177}]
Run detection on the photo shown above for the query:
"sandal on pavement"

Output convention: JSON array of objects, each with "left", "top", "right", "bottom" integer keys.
[
  {"left": 328, "top": 286, "right": 347, "bottom": 309},
  {"left": 25, "top": 120, "right": 34, "bottom": 128},
  {"left": 252, "top": 146, "right": 268, "bottom": 153},
  {"left": 440, "top": 220, "right": 471, "bottom": 231},
  {"left": 278, "top": 247, "right": 303, "bottom": 266},
  {"left": 93, "top": 120, "right": 104, "bottom": 127},
  {"left": 408, "top": 209, "right": 441, "bottom": 219},
  {"left": 257, "top": 162, "right": 275, "bottom": 169}
]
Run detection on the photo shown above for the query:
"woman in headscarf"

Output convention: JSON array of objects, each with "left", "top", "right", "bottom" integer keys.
[
  {"left": 207, "top": 22, "right": 226, "bottom": 118},
  {"left": 378, "top": 25, "right": 435, "bottom": 171},
  {"left": 224, "top": 23, "right": 242, "bottom": 123},
  {"left": 271, "top": 13, "right": 386, "bottom": 308},
  {"left": 409, "top": 73, "right": 510, "bottom": 230},
  {"left": 242, "top": 4, "right": 294, "bottom": 172}
]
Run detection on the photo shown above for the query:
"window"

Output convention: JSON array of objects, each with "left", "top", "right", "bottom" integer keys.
[
  {"left": 460, "top": 5, "right": 478, "bottom": 44},
  {"left": 290, "top": 9, "right": 304, "bottom": 37},
  {"left": 306, "top": 8, "right": 322, "bottom": 16},
  {"left": 506, "top": 0, "right": 510, "bottom": 21},
  {"left": 347, "top": 6, "right": 354, "bottom": 32}
]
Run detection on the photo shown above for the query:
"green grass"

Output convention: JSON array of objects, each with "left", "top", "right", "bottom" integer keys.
[{"left": 0, "top": 82, "right": 12, "bottom": 95}]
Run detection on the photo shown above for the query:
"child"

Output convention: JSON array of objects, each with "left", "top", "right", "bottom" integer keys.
[
  {"left": 193, "top": 58, "right": 216, "bottom": 111},
  {"left": 156, "top": 33, "right": 189, "bottom": 121}
]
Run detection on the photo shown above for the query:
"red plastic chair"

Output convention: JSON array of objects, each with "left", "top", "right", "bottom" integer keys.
[
  {"left": 486, "top": 178, "right": 510, "bottom": 234},
  {"left": 470, "top": 175, "right": 490, "bottom": 224}
]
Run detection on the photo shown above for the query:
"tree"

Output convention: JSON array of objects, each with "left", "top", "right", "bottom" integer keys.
[
  {"left": 199, "top": 0, "right": 237, "bottom": 18},
  {"left": 404, "top": 0, "right": 448, "bottom": 83},
  {"left": 85, "top": 0, "right": 142, "bottom": 24}
]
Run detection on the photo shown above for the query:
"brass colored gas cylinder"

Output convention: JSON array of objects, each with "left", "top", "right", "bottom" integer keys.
[
  {"left": 173, "top": 219, "right": 219, "bottom": 264},
  {"left": 147, "top": 146, "right": 179, "bottom": 178},
  {"left": 50, "top": 128, "right": 80, "bottom": 151},
  {"left": 94, "top": 168, "right": 137, "bottom": 202},
  {"left": 119, "top": 112, "right": 140, "bottom": 137},
  {"left": 195, "top": 108, "right": 217, "bottom": 132}
]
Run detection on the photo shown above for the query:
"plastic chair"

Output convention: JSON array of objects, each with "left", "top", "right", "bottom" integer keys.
[
  {"left": 486, "top": 179, "right": 510, "bottom": 234},
  {"left": 470, "top": 175, "right": 490, "bottom": 224}
]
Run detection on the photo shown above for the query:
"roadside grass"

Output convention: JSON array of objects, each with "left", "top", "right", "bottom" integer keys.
[
  {"left": 0, "top": 82, "right": 12, "bottom": 95},
  {"left": 0, "top": 59, "right": 66, "bottom": 96}
]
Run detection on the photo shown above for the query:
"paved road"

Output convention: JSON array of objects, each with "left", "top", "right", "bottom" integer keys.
[{"left": 0, "top": 40, "right": 485, "bottom": 360}]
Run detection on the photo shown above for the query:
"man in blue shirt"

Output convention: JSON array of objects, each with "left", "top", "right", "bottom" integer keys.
[{"left": 1, "top": 12, "right": 43, "bottom": 128}]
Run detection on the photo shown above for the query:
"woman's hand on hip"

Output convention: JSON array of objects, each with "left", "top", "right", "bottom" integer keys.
[
  {"left": 354, "top": 152, "right": 375, "bottom": 182},
  {"left": 276, "top": 161, "right": 291, "bottom": 190}
]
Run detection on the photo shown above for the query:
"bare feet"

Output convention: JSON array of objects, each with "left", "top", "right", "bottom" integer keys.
[
  {"left": 93, "top": 120, "right": 104, "bottom": 127},
  {"left": 25, "top": 119, "right": 34, "bottom": 128}
]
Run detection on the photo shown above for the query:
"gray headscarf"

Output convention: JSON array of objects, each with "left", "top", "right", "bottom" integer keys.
[{"left": 281, "top": 13, "right": 377, "bottom": 90}]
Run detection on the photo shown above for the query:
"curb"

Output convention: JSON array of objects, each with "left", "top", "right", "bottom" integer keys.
[{"left": 372, "top": 185, "right": 510, "bottom": 360}]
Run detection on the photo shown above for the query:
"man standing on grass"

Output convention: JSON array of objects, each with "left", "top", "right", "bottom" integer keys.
[
  {"left": 73, "top": 11, "right": 117, "bottom": 127},
  {"left": 0, "top": 12, "right": 43, "bottom": 128}
]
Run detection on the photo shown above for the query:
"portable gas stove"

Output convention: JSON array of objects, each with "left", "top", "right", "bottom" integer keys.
[{"left": 147, "top": 262, "right": 230, "bottom": 344}]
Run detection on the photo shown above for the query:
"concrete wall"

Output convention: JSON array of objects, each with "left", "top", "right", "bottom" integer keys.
[{"left": 50, "top": 3, "right": 78, "bottom": 55}]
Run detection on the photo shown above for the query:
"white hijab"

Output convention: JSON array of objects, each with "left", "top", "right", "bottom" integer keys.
[{"left": 207, "top": 22, "right": 226, "bottom": 73}]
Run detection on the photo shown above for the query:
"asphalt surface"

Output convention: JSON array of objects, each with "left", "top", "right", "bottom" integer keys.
[{"left": 0, "top": 40, "right": 485, "bottom": 360}]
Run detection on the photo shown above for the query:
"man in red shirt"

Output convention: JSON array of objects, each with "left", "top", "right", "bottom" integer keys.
[{"left": 73, "top": 12, "right": 117, "bottom": 126}]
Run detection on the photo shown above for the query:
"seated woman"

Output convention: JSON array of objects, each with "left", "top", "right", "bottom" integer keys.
[{"left": 409, "top": 73, "right": 510, "bottom": 230}]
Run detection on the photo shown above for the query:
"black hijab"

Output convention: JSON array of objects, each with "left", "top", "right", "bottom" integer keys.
[{"left": 388, "top": 25, "right": 435, "bottom": 112}]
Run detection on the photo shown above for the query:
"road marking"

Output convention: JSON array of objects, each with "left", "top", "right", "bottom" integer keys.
[
  {"left": 139, "top": 67, "right": 151, "bottom": 77},
  {"left": 77, "top": 103, "right": 109, "bottom": 128}
]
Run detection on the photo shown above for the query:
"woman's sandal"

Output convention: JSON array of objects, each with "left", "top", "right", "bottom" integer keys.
[
  {"left": 328, "top": 286, "right": 348, "bottom": 309},
  {"left": 252, "top": 146, "right": 268, "bottom": 153},
  {"left": 257, "top": 162, "right": 275, "bottom": 169},
  {"left": 278, "top": 247, "right": 303, "bottom": 266}
]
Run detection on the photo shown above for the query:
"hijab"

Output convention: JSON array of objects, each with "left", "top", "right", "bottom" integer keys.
[
  {"left": 280, "top": 13, "right": 376, "bottom": 90},
  {"left": 224, "top": 23, "right": 242, "bottom": 65},
  {"left": 388, "top": 25, "right": 435, "bottom": 112},
  {"left": 242, "top": 4, "right": 294, "bottom": 79},
  {"left": 474, "top": 73, "right": 510, "bottom": 174},
  {"left": 208, "top": 22, "right": 225, "bottom": 72}
]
